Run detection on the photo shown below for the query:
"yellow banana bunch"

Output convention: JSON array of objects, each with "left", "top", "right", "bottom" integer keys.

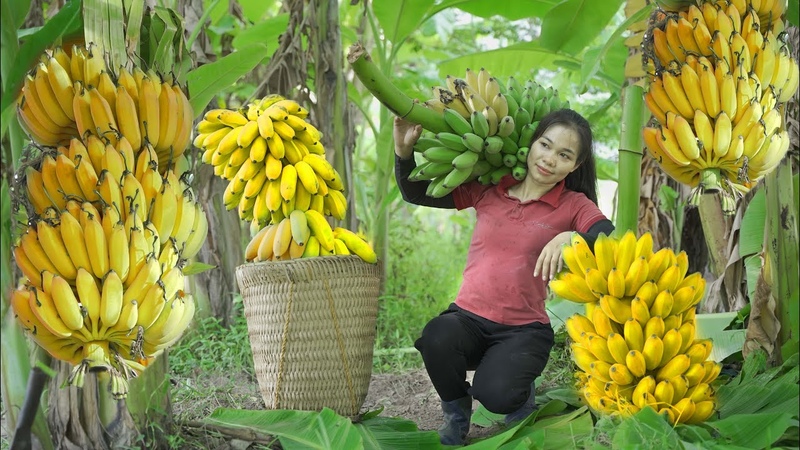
[
  {"left": 17, "top": 45, "right": 193, "bottom": 160},
  {"left": 642, "top": 0, "right": 797, "bottom": 205},
  {"left": 197, "top": 95, "right": 377, "bottom": 264},
  {"left": 557, "top": 231, "right": 719, "bottom": 424},
  {"left": 11, "top": 43, "right": 209, "bottom": 400}
]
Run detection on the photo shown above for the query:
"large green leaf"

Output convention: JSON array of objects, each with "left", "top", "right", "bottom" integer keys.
[
  {"left": 0, "top": 0, "right": 83, "bottom": 114},
  {"left": 205, "top": 408, "right": 362, "bottom": 449},
  {"left": 539, "top": 0, "right": 624, "bottom": 55},
  {"left": 709, "top": 413, "right": 796, "bottom": 449},
  {"left": 372, "top": 0, "right": 435, "bottom": 45},
  {"left": 579, "top": 3, "right": 653, "bottom": 88},
  {"left": 451, "top": 0, "right": 560, "bottom": 20},
  {"left": 595, "top": 156, "right": 618, "bottom": 182},
  {"left": 789, "top": 1, "right": 799, "bottom": 27},
  {"left": 437, "top": 41, "right": 580, "bottom": 81},
  {"left": 612, "top": 406, "right": 682, "bottom": 449},
  {"left": 544, "top": 297, "right": 586, "bottom": 333},
  {"left": 205, "top": 408, "right": 444, "bottom": 449},
  {"left": 715, "top": 352, "right": 799, "bottom": 418},
  {"left": 353, "top": 416, "right": 440, "bottom": 449},
  {"left": 186, "top": 44, "right": 272, "bottom": 116},
  {"left": 695, "top": 312, "right": 746, "bottom": 362},
  {"left": 231, "top": 14, "right": 289, "bottom": 50}
]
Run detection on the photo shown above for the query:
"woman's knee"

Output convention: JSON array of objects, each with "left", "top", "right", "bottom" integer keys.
[
  {"left": 470, "top": 377, "right": 529, "bottom": 414},
  {"left": 415, "top": 314, "right": 464, "bottom": 354}
]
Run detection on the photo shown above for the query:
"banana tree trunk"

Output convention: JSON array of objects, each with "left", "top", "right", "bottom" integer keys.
[
  {"left": 616, "top": 85, "right": 645, "bottom": 234},
  {"left": 309, "top": 0, "right": 355, "bottom": 230},
  {"left": 191, "top": 167, "right": 244, "bottom": 323}
]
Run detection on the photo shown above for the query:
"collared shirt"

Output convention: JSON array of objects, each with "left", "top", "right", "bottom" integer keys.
[{"left": 451, "top": 175, "right": 606, "bottom": 325}]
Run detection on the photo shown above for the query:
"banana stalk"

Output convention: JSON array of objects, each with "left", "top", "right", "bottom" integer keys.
[
  {"left": 698, "top": 169, "right": 732, "bottom": 278},
  {"left": 764, "top": 156, "right": 799, "bottom": 362},
  {"left": 616, "top": 85, "right": 645, "bottom": 235},
  {"left": 347, "top": 42, "right": 450, "bottom": 134}
]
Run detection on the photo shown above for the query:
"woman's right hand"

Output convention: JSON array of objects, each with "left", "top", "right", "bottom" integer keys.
[{"left": 393, "top": 116, "right": 422, "bottom": 160}]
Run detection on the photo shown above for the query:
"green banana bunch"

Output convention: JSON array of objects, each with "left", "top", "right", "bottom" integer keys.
[{"left": 414, "top": 68, "right": 569, "bottom": 196}]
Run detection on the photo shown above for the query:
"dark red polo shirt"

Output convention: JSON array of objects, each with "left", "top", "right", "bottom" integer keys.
[{"left": 452, "top": 175, "right": 606, "bottom": 325}]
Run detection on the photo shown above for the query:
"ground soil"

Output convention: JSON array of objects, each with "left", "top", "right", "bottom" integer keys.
[{"left": 171, "top": 367, "right": 500, "bottom": 448}]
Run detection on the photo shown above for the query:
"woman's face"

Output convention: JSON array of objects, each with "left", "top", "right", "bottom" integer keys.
[{"left": 526, "top": 124, "right": 582, "bottom": 185}]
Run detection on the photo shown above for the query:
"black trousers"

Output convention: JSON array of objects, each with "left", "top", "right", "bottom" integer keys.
[{"left": 414, "top": 303, "right": 555, "bottom": 414}]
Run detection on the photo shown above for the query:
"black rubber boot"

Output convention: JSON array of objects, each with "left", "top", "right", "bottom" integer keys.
[
  {"left": 438, "top": 395, "right": 472, "bottom": 445},
  {"left": 504, "top": 382, "right": 537, "bottom": 426}
]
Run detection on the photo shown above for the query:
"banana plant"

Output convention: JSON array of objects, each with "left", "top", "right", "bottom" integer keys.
[{"left": 346, "top": 0, "right": 641, "bottom": 268}]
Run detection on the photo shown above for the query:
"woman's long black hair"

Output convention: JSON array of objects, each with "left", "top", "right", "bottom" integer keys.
[{"left": 530, "top": 108, "right": 599, "bottom": 205}]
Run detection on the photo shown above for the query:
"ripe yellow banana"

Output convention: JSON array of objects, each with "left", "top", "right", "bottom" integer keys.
[
  {"left": 245, "top": 225, "right": 272, "bottom": 261},
  {"left": 661, "top": 70, "right": 695, "bottom": 120},
  {"left": 84, "top": 211, "right": 110, "bottom": 279},
  {"left": 325, "top": 190, "right": 347, "bottom": 220},
  {"left": 44, "top": 55, "right": 76, "bottom": 121},
  {"left": 656, "top": 354, "right": 691, "bottom": 381},
  {"left": 589, "top": 305, "right": 617, "bottom": 338},
  {"left": 155, "top": 81, "right": 179, "bottom": 153},
  {"left": 28, "top": 285, "right": 74, "bottom": 338},
  {"left": 75, "top": 267, "right": 101, "bottom": 337},
  {"left": 606, "top": 332, "right": 630, "bottom": 365},
  {"left": 48, "top": 274, "right": 87, "bottom": 333},
  {"left": 39, "top": 155, "right": 66, "bottom": 211},
  {"left": 565, "top": 314, "right": 596, "bottom": 343},
  {"left": 334, "top": 227, "right": 378, "bottom": 264},
  {"left": 13, "top": 243, "right": 43, "bottom": 288},
  {"left": 33, "top": 62, "right": 73, "bottom": 127},
  {"left": 138, "top": 75, "right": 161, "bottom": 148},
  {"left": 599, "top": 294, "right": 632, "bottom": 324},
  {"left": 24, "top": 167, "right": 54, "bottom": 215},
  {"left": 642, "top": 334, "right": 664, "bottom": 371},
  {"left": 37, "top": 219, "right": 78, "bottom": 280},
  {"left": 182, "top": 204, "right": 209, "bottom": 260},
  {"left": 56, "top": 209, "right": 91, "bottom": 274},
  {"left": 272, "top": 217, "right": 293, "bottom": 258},
  {"left": 550, "top": 273, "right": 597, "bottom": 303},
  {"left": 592, "top": 233, "right": 615, "bottom": 278},
  {"left": 644, "top": 315, "right": 666, "bottom": 341},
  {"left": 583, "top": 268, "right": 608, "bottom": 298},
  {"left": 305, "top": 209, "right": 334, "bottom": 252},
  {"left": 626, "top": 349, "right": 647, "bottom": 379}
]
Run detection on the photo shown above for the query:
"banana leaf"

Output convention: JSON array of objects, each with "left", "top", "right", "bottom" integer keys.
[
  {"left": 186, "top": 43, "right": 272, "bottom": 115},
  {"left": 203, "top": 407, "right": 440, "bottom": 449}
]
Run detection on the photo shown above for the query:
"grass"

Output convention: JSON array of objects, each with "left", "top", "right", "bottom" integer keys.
[{"left": 374, "top": 206, "right": 473, "bottom": 372}]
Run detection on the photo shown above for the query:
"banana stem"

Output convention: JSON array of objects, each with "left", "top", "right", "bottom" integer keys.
[
  {"left": 616, "top": 84, "right": 645, "bottom": 235},
  {"left": 699, "top": 168, "right": 721, "bottom": 192},
  {"left": 347, "top": 42, "right": 450, "bottom": 133},
  {"left": 698, "top": 190, "right": 730, "bottom": 278}
]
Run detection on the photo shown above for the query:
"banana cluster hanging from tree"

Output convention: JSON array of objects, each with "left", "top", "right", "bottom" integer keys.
[
  {"left": 641, "top": 0, "right": 797, "bottom": 212},
  {"left": 11, "top": 43, "right": 206, "bottom": 399}
]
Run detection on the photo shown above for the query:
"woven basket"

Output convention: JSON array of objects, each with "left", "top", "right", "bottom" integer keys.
[{"left": 235, "top": 255, "right": 381, "bottom": 417}]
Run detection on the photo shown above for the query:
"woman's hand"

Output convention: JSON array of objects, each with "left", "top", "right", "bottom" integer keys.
[
  {"left": 393, "top": 116, "right": 422, "bottom": 160},
  {"left": 534, "top": 232, "right": 573, "bottom": 281}
]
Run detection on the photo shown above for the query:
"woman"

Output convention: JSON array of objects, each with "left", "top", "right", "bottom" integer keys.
[{"left": 393, "top": 108, "right": 614, "bottom": 445}]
